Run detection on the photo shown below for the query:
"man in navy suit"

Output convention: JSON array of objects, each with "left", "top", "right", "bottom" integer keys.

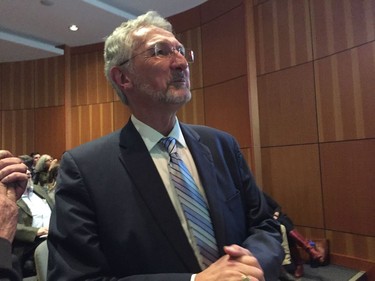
[{"left": 48, "top": 11, "right": 284, "bottom": 281}]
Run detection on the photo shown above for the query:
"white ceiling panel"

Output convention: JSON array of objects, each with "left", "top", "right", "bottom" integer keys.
[{"left": 0, "top": 0, "right": 206, "bottom": 62}]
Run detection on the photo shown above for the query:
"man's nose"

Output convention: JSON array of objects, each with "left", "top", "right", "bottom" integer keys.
[{"left": 170, "top": 53, "right": 189, "bottom": 70}]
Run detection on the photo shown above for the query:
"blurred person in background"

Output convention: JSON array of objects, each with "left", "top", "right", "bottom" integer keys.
[
  {"left": 46, "top": 163, "right": 59, "bottom": 204},
  {"left": 33, "top": 154, "right": 57, "bottom": 190},
  {"left": 29, "top": 152, "right": 40, "bottom": 182},
  {"left": 13, "top": 158, "right": 54, "bottom": 278}
]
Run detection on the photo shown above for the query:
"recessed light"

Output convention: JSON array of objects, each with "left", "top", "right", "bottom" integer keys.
[{"left": 69, "top": 25, "right": 79, "bottom": 32}]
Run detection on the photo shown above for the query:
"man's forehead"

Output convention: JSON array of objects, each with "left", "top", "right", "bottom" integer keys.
[
  {"left": 133, "top": 26, "right": 177, "bottom": 46},
  {"left": 133, "top": 26, "right": 154, "bottom": 38}
]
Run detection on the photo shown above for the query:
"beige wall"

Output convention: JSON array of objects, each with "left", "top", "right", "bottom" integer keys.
[{"left": 0, "top": 0, "right": 374, "bottom": 274}]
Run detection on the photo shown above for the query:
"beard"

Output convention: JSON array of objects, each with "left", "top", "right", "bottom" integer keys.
[{"left": 133, "top": 74, "right": 192, "bottom": 105}]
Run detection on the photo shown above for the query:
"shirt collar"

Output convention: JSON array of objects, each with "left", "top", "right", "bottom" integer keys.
[
  {"left": 22, "top": 184, "right": 34, "bottom": 198},
  {"left": 131, "top": 115, "right": 187, "bottom": 152}
]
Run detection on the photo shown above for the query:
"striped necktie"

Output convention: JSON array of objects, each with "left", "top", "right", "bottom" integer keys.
[{"left": 160, "top": 137, "right": 219, "bottom": 268}]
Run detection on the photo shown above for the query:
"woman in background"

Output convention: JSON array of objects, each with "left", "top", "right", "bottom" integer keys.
[
  {"left": 46, "top": 163, "right": 59, "bottom": 204},
  {"left": 33, "top": 154, "right": 56, "bottom": 190}
]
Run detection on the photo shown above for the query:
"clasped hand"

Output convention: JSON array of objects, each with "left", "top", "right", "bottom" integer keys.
[
  {"left": 0, "top": 150, "right": 28, "bottom": 242},
  {"left": 196, "top": 244, "right": 265, "bottom": 281}
]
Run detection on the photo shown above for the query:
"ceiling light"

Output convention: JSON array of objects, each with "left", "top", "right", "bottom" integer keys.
[{"left": 69, "top": 25, "right": 79, "bottom": 32}]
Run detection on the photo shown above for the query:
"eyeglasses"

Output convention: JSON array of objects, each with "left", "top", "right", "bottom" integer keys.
[{"left": 118, "top": 42, "right": 194, "bottom": 66}]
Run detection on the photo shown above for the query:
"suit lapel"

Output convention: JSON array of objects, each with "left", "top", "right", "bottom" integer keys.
[
  {"left": 180, "top": 124, "right": 227, "bottom": 255},
  {"left": 17, "top": 198, "right": 32, "bottom": 216},
  {"left": 117, "top": 120, "right": 200, "bottom": 271}
]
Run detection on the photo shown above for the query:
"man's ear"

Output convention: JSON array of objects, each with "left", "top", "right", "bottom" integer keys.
[{"left": 110, "top": 67, "right": 132, "bottom": 91}]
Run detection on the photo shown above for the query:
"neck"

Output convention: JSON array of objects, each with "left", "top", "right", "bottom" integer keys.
[{"left": 132, "top": 110, "right": 177, "bottom": 136}]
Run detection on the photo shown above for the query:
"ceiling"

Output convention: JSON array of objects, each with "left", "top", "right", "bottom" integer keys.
[{"left": 0, "top": 0, "right": 206, "bottom": 63}]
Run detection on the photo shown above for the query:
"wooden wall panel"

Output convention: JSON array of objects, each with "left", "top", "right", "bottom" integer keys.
[
  {"left": 176, "top": 27, "right": 203, "bottom": 90},
  {"left": 70, "top": 103, "right": 114, "bottom": 148},
  {"left": 254, "top": 0, "right": 268, "bottom": 5},
  {"left": 256, "top": 0, "right": 375, "bottom": 268},
  {"left": 311, "top": 0, "right": 375, "bottom": 59},
  {"left": 168, "top": 6, "right": 201, "bottom": 32},
  {"left": 0, "top": 64, "right": 2, "bottom": 148},
  {"left": 204, "top": 76, "right": 251, "bottom": 147},
  {"left": 71, "top": 50, "right": 114, "bottom": 106},
  {"left": 326, "top": 231, "right": 375, "bottom": 263},
  {"left": 34, "top": 56, "right": 65, "bottom": 108},
  {"left": 241, "top": 147, "right": 256, "bottom": 175},
  {"left": 202, "top": 5, "right": 247, "bottom": 87},
  {"left": 261, "top": 144, "right": 324, "bottom": 228},
  {"left": 254, "top": 0, "right": 312, "bottom": 75},
  {"left": 295, "top": 226, "right": 326, "bottom": 241},
  {"left": 258, "top": 62, "right": 317, "bottom": 146},
  {"left": 0, "top": 61, "right": 34, "bottom": 110},
  {"left": 201, "top": 0, "right": 243, "bottom": 23},
  {"left": 0, "top": 64, "right": 3, "bottom": 110},
  {"left": 34, "top": 106, "right": 65, "bottom": 158},
  {"left": 321, "top": 139, "right": 375, "bottom": 236},
  {"left": 113, "top": 101, "right": 131, "bottom": 131},
  {"left": 245, "top": 0, "right": 263, "bottom": 182},
  {"left": 315, "top": 42, "right": 375, "bottom": 142},
  {"left": 177, "top": 88, "right": 205, "bottom": 125},
  {"left": 1, "top": 109, "right": 34, "bottom": 155}
]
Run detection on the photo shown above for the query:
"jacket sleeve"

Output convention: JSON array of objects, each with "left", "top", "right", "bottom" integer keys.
[
  {"left": 184, "top": 124, "right": 285, "bottom": 281},
  {"left": 14, "top": 223, "right": 38, "bottom": 243},
  {"left": 234, "top": 139, "right": 284, "bottom": 281},
  {"left": 0, "top": 238, "right": 21, "bottom": 281}
]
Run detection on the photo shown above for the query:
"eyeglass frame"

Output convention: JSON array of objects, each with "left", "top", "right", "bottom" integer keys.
[{"left": 118, "top": 42, "right": 194, "bottom": 66}]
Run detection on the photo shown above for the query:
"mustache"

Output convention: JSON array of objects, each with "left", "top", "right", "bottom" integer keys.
[{"left": 170, "top": 71, "right": 186, "bottom": 82}]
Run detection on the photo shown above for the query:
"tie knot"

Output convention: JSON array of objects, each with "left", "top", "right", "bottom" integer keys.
[{"left": 160, "top": 137, "right": 177, "bottom": 155}]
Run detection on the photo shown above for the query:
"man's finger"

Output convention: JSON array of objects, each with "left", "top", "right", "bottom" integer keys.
[
  {"left": 0, "top": 150, "right": 13, "bottom": 159},
  {"left": 224, "top": 244, "right": 253, "bottom": 258}
]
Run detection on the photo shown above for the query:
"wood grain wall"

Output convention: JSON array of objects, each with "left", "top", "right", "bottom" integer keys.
[
  {"left": 0, "top": 0, "right": 374, "bottom": 273},
  {"left": 0, "top": 57, "right": 65, "bottom": 157},
  {"left": 171, "top": 0, "right": 261, "bottom": 174},
  {"left": 255, "top": 0, "right": 375, "bottom": 273}
]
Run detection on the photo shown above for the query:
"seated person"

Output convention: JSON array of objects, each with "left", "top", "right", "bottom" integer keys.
[
  {"left": 12, "top": 169, "right": 54, "bottom": 278},
  {"left": 263, "top": 193, "right": 326, "bottom": 278},
  {"left": 46, "top": 162, "right": 59, "bottom": 204},
  {"left": 33, "top": 154, "right": 56, "bottom": 190},
  {"left": 18, "top": 155, "right": 33, "bottom": 172},
  {"left": 29, "top": 152, "right": 40, "bottom": 183}
]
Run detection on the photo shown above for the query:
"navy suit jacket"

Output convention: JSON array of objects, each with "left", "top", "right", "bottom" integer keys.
[{"left": 48, "top": 121, "right": 283, "bottom": 281}]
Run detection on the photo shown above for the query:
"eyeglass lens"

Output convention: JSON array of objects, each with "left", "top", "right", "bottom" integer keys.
[
  {"left": 118, "top": 42, "right": 194, "bottom": 66},
  {"left": 154, "top": 42, "right": 194, "bottom": 63}
]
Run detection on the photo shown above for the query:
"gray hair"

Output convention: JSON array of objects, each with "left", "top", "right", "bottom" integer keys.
[
  {"left": 104, "top": 11, "right": 173, "bottom": 105},
  {"left": 35, "top": 154, "right": 52, "bottom": 172}
]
